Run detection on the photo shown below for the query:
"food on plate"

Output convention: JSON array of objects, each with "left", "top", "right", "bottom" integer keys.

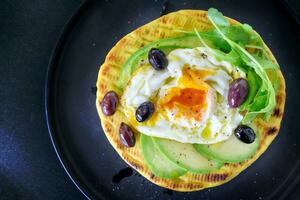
[{"left": 96, "top": 8, "right": 286, "bottom": 191}]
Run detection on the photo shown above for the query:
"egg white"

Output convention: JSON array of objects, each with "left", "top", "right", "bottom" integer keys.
[{"left": 122, "top": 47, "right": 244, "bottom": 144}]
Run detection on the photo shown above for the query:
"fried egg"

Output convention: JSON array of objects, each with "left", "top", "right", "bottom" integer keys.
[{"left": 122, "top": 47, "right": 245, "bottom": 144}]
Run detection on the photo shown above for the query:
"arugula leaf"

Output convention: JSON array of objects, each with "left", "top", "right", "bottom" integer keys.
[
  {"left": 235, "top": 46, "right": 276, "bottom": 114},
  {"left": 253, "top": 55, "right": 279, "bottom": 70},
  {"left": 208, "top": 8, "right": 230, "bottom": 27},
  {"left": 194, "top": 29, "right": 241, "bottom": 65},
  {"left": 240, "top": 69, "right": 261, "bottom": 111},
  {"left": 242, "top": 24, "right": 275, "bottom": 61},
  {"left": 207, "top": 8, "right": 276, "bottom": 122},
  {"left": 249, "top": 89, "right": 268, "bottom": 111},
  {"left": 219, "top": 26, "right": 251, "bottom": 46},
  {"left": 208, "top": 31, "right": 231, "bottom": 52},
  {"left": 242, "top": 113, "right": 257, "bottom": 124},
  {"left": 241, "top": 24, "right": 262, "bottom": 44}
]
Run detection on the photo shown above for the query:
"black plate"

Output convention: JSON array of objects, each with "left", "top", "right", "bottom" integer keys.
[{"left": 45, "top": 0, "right": 300, "bottom": 199}]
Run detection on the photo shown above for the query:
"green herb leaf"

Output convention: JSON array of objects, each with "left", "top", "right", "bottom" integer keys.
[
  {"left": 207, "top": 8, "right": 276, "bottom": 120},
  {"left": 242, "top": 113, "right": 257, "bottom": 124},
  {"left": 219, "top": 25, "right": 251, "bottom": 46},
  {"left": 208, "top": 8, "right": 230, "bottom": 27},
  {"left": 241, "top": 24, "right": 261, "bottom": 44},
  {"left": 194, "top": 29, "right": 241, "bottom": 65},
  {"left": 253, "top": 55, "right": 279, "bottom": 70},
  {"left": 240, "top": 69, "right": 261, "bottom": 111}
]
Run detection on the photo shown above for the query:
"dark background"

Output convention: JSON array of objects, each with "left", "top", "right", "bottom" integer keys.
[
  {"left": 0, "top": 0, "right": 85, "bottom": 199},
  {"left": 0, "top": 0, "right": 300, "bottom": 200}
]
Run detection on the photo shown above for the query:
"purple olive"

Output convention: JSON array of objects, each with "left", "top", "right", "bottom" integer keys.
[
  {"left": 234, "top": 125, "right": 256, "bottom": 144},
  {"left": 119, "top": 122, "right": 135, "bottom": 147},
  {"left": 148, "top": 48, "right": 168, "bottom": 70},
  {"left": 228, "top": 78, "right": 249, "bottom": 108},
  {"left": 101, "top": 91, "right": 118, "bottom": 116}
]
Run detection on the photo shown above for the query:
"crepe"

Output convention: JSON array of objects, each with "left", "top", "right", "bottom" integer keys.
[{"left": 96, "top": 10, "right": 286, "bottom": 191}]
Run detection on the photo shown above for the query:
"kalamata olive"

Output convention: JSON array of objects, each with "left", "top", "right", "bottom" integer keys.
[
  {"left": 148, "top": 48, "right": 168, "bottom": 70},
  {"left": 135, "top": 101, "right": 155, "bottom": 122},
  {"left": 101, "top": 91, "right": 118, "bottom": 116},
  {"left": 228, "top": 78, "right": 249, "bottom": 108},
  {"left": 119, "top": 122, "right": 135, "bottom": 147},
  {"left": 234, "top": 125, "right": 256, "bottom": 144}
]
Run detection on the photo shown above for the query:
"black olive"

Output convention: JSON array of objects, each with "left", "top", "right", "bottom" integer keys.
[
  {"left": 135, "top": 101, "right": 155, "bottom": 122},
  {"left": 234, "top": 125, "right": 256, "bottom": 144},
  {"left": 119, "top": 122, "right": 135, "bottom": 147},
  {"left": 101, "top": 91, "right": 118, "bottom": 116},
  {"left": 148, "top": 48, "right": 168, "bottom": 70}
]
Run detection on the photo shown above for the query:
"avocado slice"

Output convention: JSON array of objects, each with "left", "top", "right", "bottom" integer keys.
[
  {"left": 140, "top": 134, "right": 186, "bottom": 179},
  {"left": 193, "top": 133, "right": 260, "bottom": 163},
  {"left": 152, "top": 137, "right": 223, "bottom": 173}
]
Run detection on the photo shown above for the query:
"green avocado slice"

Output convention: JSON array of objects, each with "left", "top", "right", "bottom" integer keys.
[
  {"left": 140, "top": 134, "right": 186, "bottom": 179},
  {"left": 152, "top": 137, "right": 223, "bottom": 173},
  {"left": 193, "top": 133, "right": 260, "bottom": 163}
]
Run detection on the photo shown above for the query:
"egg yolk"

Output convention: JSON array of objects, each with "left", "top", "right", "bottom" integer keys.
[
  {"left": 138, "top": 67, "right": 215, "bottom": 126},
  {"left": 159, "top": 87, "right": 207, "bottom": 121},
  {"left": 156, "top": 67, "right": 216, "bottom": 121}
]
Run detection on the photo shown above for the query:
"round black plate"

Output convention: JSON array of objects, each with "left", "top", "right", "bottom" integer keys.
[{"left": 45, "top": 0, "right": 300, "bottom": 199}]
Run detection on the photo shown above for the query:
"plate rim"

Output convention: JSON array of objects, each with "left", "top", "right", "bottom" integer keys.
[
  {"left": 43, "top": 0, "right": 300, "bottom": 199},
  {"left": 44, "top": 0, "right": 96, "bottom": 199}
]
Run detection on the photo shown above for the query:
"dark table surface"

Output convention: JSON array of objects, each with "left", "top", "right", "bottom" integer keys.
[
  {"left": 1, "top": 0, "right": 300, "bottom": 200},
  {"left": 0, "top": 0, "right": 85, "bottom": 199}
]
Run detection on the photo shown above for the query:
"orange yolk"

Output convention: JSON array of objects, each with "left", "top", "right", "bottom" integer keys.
[
  {"left": 159, "top": 88, "right": 208, "bottom": 121},
  {"left": 156, "top": 67, "right": 215, "bottom": 122},
  {"left": 165, "top": 88, "right": 207, "bottom": 107},
  {"left": 137, "top": 66, "right": 215, "bottom": 126}
]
